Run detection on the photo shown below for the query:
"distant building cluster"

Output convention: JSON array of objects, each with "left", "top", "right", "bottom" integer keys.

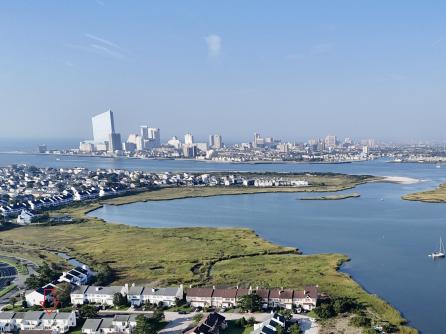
[{"left": 65, "top": 110, "right": 378, "bottom": 162}]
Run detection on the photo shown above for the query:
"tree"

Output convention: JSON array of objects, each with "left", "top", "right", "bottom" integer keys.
[
  {"left": 25, "top": 262, "right": 61, "bottom": 289},
  {"left": 94, "top": 264, "right": 115, "bottom": 286},
  {"left": 275, "top": 325, "right": 284, "bottom": 334},
  {"left": 278, "top": 309, "right": 293, "bottom": 321},
  {"left": 56, "top": 282, "right": 72, "bottom": 307},
  {"left": 79, "top": 304, "right": 99, "bottom": 318},
  {"left": 237, "top": 294, "right": 263, "bottom": 312},
  {"left": 289, "top": 324, "right": 301, "bottom": 334},
  {"left": 152, "top": 308, "right": 165, "bottom": 322},
  {"left": 134, "top": 314, "right": 156, "bottom": 334},
  {"left": 313, "top": 303, "right": 335, "bottom": 319},
  {"left": 113, "top": 293, "right": 128, "bottom": 307},
  {"left": 10, "top": 296, "right": 17, "bottom": 308}
]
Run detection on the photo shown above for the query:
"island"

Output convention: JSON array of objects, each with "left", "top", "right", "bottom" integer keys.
[
  {"left": 299, "top": 192, "right": 360, "bottom": 201},
  {"left": 402, "top": 183, "right": 446, "bottom": 203}
]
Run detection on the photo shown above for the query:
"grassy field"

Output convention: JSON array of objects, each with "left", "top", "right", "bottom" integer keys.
[
  {"left": 299, "top": 192, "right": 360, "bottom": 201},
  {"left": 402, "top": 183, "right": 446, "bottom": 203},
  {"left": 0, "top": 173, "right": 416, "bottom": 333}
]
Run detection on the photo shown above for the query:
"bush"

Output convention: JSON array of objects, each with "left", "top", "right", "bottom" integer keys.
[
  {"left": 313, "top": 303, "right": 335, "bottom": 319},
  {"left": 350, "top": 315, "right": 372, "bottom": 328}
]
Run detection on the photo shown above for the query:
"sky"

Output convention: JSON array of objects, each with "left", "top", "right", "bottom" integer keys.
[{"left": 1, "top": 1, "right": 446, "bottom": 143}]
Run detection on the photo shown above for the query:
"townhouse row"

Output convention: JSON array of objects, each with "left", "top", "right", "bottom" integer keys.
[
  {"left": 70, "top": 284, "right": 184, "bottom": 307},
  {"left": 186, "top": 286, "right": 318, "bottom": 310},
  {"left": 0, "top": 311, "right": 76, "bottom": 334}
]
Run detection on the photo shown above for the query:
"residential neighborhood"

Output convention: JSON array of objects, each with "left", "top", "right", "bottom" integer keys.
[{"left": 0, "top": 165, "right": 311, "bottom": 219}]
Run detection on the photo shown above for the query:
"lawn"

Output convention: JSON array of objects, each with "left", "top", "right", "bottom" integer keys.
[{"left": 224, "top": 320, "right": 254, "bottom": 334}]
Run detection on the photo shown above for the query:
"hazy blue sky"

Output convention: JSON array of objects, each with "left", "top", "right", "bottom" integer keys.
[{"left": 1, "top": 1, "right": 446, "bottom": 142}]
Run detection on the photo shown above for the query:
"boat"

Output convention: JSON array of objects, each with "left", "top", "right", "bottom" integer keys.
[{"left": 429, "top": 237, "right": 445, "bottom": 259}]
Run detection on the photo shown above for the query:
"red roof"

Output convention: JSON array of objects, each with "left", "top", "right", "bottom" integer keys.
[
  {"left": 213, "top": 288, "right": 237, "bottom": 298},
  {"left": 236, "top": 288, "right": 251, "bottom": 297},
  {"left": 255, "top": 289, "right": 270, "bottom": 299},
  {"left": 280, "top": 289, "right": 294, "bottom": 299},
  {"left": 187, "top": 288, "right": 214, "bottom": 298}
]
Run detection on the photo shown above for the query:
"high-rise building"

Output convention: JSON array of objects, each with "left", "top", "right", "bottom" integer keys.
[
  {"left": 108, "top": 133, "right": 122, "bottom": 152},
  {"left": 140, "top": 126, "right": 149, "bottom": 140},
  {"left": 184, "top": 133, "right": 194, "bottom": 145},
  {"left": 92, "top": 110, "right": 115, "bottom": 143},
  {"left": 209, "top": 134, "right": 222, "bottom": 149},
  {"left": 37, "top": 145, "right": 47, "bottom": 153},
  {"left": 324, "top": 135, "right": 337, "bottom": 148},
  {"left": 148, "top": 128, "right": 161, "bottom": 148},
  {"left": 167, "top": 136, "right": 181, "bottom": 149}
]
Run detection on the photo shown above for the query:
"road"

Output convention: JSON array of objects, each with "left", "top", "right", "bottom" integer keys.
[{"left": 99, "top": 309, "right": 319, "bottom": 334}]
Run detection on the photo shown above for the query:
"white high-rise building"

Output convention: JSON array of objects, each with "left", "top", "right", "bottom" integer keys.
[
  {"left": 148, "top": 128, "right": 161, "bottom": 147},
  {"left": 184, "top": 133, "right": 194, "bottom": 146},
  {"left": 140, "top": 126, "right": 149, "bottom": 140},
  {"left": 209, "top": 134, "right": 222, "bottom": 149},
  {"left": 168, "top": 136, "right": 181, "bottom": 149},
  {"left": 92, "top": 110, "right": 115, "bottom": 143}
]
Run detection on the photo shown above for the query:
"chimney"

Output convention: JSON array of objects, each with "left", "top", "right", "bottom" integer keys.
[
  {"left": 131, "top": 283, "right": 135, "bottom": 287},
  {"left": 189, "top": 285, "right": 192, "bottom": 289},
  {"left": 212, "top": 286, "right": 215, "bottom": 290},
  {"left": 124, "top": 283, "right": 129, "bottom": 294}
]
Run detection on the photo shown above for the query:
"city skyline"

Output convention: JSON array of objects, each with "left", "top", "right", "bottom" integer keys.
[{"left": 1, "top": 1, "right": 446, "bottom": 141}]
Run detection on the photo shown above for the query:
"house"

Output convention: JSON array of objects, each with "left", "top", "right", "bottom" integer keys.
[
  {"left": 58, "top": 266, "right": 92, "bottom": 286},
  {"left": 268, "top": 289, "right": 282, "bottom": 308},
  {"left": 70, "top": 285, "right": 90, "bottom": 305},
  {"left": 252, "top": 313, "right": 286, "bottom": 334},
  {"left": 40, "top": 311, "right": 76, "bottom": 333},
  {"left": 70, "top": 285, "right": 124, "bottom": 306},
  {"left": 141, "top": 285, "right": 184, "bottom": 307},
  {"left": 278, "top": 289, "right": 294, "bottom": 309},
  {"left": 186, "top": 313, "right": 227, "bottom": 334},
  {"left": 20, "top": 311, "right": 44, "bottom": 331},
  {"left": 292, "top": 286, "right": 318, "bottom": 311},
  {"left": 16, "top": 209, "right": 37, "bottom": 224},
  {"left": 126, "top": 285, "right": 145, "bottom": 307},
  {"left": 81, "top": 315, "right": 141, "bottom": 334},
  {"left": 186, "top": 288, "right": 214, "bottom": 308},
  {"left": 211, "top": 289, "right": 237, "bottom": 309},
  {"left": 255, "top": 289, "right": 270, "bottom": 309},
  {"left": 81, "top": 319, "right": 102, "bottom": 334},
  {"left": 0, "top": 312, "right": 17, "bottom": 332}
]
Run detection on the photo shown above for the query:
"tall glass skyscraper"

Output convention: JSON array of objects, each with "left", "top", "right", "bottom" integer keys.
[{"left": 92, "top": 110, "right": 115, "bottom": 143}]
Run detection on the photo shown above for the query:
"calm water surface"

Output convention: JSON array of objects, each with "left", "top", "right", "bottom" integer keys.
[{"left": 1, "top": 153, "right": 446, "bottom": 333}]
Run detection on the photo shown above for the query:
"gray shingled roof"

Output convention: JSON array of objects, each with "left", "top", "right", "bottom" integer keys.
[{"left": 82, "top": 318, "right": 102, "bottom": 331}]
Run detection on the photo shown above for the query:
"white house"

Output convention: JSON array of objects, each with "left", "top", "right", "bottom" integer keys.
[
  {"left": 58, "top": 266, "right": 92, "bottom": 286},
  {"left": 70, "top": 285, "right": 124, "bottom": 306},
  {"left": 0, "top": 312, "right": 16, "bottom": 332},
  {"left": 141, "top": 286, "right": 183, "bottom": 307},
  {"left": 16, "top": 209, "right": 36, "bottom": 224}
]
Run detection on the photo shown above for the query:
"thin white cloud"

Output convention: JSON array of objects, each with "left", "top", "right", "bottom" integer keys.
[
  {"left": 85, "top": 33, "right": 122, "bottom": 50},
  {"left": 205, "top": 34, "right": 222, "bottom": 57},
  {"left": 90, "top": 44, "right": 125, "bottom": 59}
]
